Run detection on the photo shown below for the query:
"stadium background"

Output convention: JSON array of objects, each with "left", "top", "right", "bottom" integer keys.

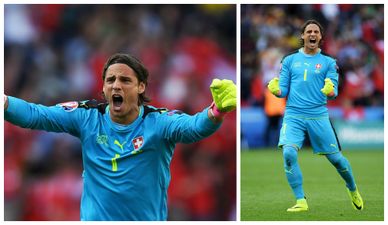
[
  {"left": 4, "top": 4, "right": 236, "bottom": 220},
  {"left": 240, "top": 4, "right": 384, "bottom": 221}
]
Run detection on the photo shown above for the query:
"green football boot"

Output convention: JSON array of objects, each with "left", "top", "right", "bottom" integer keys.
[
  {"left": 348, "top": 187, "right": 364, "bottom": 210},
  {"left": 287, "top": 198, "right": 308, "bottom": 212}
]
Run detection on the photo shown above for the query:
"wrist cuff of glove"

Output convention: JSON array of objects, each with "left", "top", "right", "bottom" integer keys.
[{"left": 210, "top": 101, "right": 226, "bottom": 119}]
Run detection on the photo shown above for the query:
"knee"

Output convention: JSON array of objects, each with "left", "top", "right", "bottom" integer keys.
[{"left": 283, "top": 146, "right": 297, "bottom": 167}]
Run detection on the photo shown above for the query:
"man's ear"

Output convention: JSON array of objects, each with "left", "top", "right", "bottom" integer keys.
[{"left": 138, "top": 82, "right": 145, "bottom": 94}]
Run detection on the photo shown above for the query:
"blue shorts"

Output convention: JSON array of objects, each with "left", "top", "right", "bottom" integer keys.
[{"left": 278, "top": 115, "right": 341, "bottom": 154}]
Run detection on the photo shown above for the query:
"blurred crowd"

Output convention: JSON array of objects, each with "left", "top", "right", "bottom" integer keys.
[
  {"left": 4, "top": 4, "right": 236, "bottom": 221},
  {"left": 241, "top": 4, "right": 384, "bottom": 110}
]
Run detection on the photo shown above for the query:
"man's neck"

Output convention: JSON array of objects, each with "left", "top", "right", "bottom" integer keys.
[
  {"left": 303, "top": 47, "right": 320, "bottom": 55},
  {"left": 110, "top": 106, "right": 141, "bottom": 125}
]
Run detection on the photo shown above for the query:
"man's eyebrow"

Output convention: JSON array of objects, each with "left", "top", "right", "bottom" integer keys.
[{"left": 106, "top": 75, "right": 116, "bottom": 79}]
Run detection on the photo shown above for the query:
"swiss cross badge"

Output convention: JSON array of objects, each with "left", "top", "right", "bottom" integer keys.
[
  {"left": 315, "top": 64, "right": 322, "bottom": 69},
  {"left": 132, "top": 136, "right": 144, "bottom": 150}
]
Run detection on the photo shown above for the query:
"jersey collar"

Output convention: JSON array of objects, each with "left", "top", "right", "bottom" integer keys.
[
  {"left": 104, "top": 105, "right": 144, "bottom": 132},
  {"left": 299, "top": 47, "right": 321, "bottom": 57}
]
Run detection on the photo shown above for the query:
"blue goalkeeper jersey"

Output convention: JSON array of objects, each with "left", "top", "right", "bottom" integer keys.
[
  {"left": 278, "top": 48, "right": 339, "bottom": 117},
  {"left": 5, "top": 97, "right": 221, "bottom": 221}
]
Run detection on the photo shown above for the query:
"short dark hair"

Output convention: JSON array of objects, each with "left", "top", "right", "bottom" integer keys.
[
  {"left": 299, "top": 19, "right": 324, "bottom": 47},
  {"left": 102, "top": 53, "right": 151, "bottom": 105}
]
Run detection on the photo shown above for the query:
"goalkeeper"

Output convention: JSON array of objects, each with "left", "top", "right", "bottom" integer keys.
[
  {"left": 267, "top": 20, "right": 363, "bottom": 212},
  {"left": 4, "top": 53, "right": 236, "bottom": 221}
]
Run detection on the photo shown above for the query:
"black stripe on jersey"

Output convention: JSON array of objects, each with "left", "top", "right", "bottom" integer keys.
[
  {"left": 329, "top": 119, "right": 342, "bottom": 151},
  {"left": 142, "top": 105, "right": 168, "bottom": 119},
  {"left": 320, "top": 51, "right": 337, "bottom": 60},
  {"left": 78, "top": 99, "right": 108, "bottom": 114},
  {"left": 280, "top": 50, "right": 299, "bottom": 63},
  {"left": 321, "top": 51, "right": 340, "bottom": 73}
]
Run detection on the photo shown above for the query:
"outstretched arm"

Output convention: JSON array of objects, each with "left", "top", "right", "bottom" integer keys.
[
  {"left": 4, "top": 95, "right": 83, "bottom": 137},
  {"left": 159, "top": 78, "right": 236, "bottom": 144}
]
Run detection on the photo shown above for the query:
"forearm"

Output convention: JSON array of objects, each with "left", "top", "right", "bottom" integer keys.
[
  {"left": 277, "top": 60, "right": 291, "bottom": 98},
  {"left": 168, "top": 108, "right": 221, "bottom": 144},
  {"left": 5, "top": 96, "right": 79, "bottom": 135},
  {"left": 182, "top": 108, "right": 222, "bottom": 143},
  {"left": 270, "top": 73, "right": 289, "bottom": 98},
  {"left": 278, "top": 86, "right": 288, "bottom": 98}
]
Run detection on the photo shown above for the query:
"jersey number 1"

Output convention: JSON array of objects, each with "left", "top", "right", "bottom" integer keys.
[
  {"left": 304, "top": 69, "right": 308, "bottom": 81},
  {"left": 111, "top": 154, "right": 120, "bottom": 171}
]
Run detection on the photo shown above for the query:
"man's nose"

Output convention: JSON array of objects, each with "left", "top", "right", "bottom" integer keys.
[{"left": 113, "top": 80, "right": 121, "bottom": 90}]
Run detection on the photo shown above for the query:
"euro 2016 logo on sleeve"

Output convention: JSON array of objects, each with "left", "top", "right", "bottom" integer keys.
[
  {"left": 57, "top": 101, "right": 79, "bottom": 112},
  {"left": 132, "top": 136, "right": 144, "bottom": 150}
]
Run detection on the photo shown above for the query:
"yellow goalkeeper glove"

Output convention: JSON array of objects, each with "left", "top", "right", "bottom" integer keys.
[
  {"left": 267, "top": 77, "right": 280, "bottom": 96},
  {"left": 209, "top": 78, "right": 236, "bottom": 113},
  {"left": 321, "top": 78, "right": 334, "bottom": 97}
]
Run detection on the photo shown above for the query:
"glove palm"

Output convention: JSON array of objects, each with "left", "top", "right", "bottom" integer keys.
[
  {"left": 321, "top": 78, "right": 334, "bottom": 96},
  {"left": 268, "top": 77, "right": 280, "bottom": 96},
  {"left": 210, "top": 79, "right": 236, "bottom": 112}
]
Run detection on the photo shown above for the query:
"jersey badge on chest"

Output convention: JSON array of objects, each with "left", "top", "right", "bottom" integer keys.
[
  {"left": 315, "top": 63, "right": 322, "bottom": 74},
  {"left": 132, "top": 136, "right": 144, "bottom": 150}
]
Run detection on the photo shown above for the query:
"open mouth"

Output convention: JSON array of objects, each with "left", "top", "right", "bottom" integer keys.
[
  {"left": 309, "top": 39, "right": 317, "bottom": 44},
  {"left": 112, "top": 94, "right": 123, "bottom": 109}
]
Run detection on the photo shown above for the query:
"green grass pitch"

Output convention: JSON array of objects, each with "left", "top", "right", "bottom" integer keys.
[{"left": 241, "top": 148, "right": 383, "bottom": 221}]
